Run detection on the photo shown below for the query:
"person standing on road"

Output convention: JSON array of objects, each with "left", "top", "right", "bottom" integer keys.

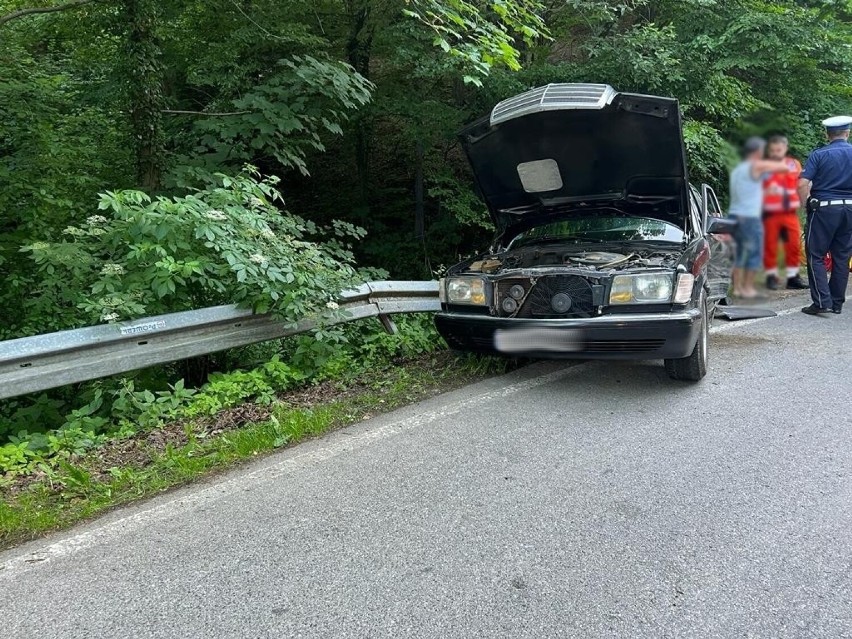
[
  {"left": 762, "top": 135, "right": 809, "bottom": 291},
  {"left": 729, "top": 137, "right": 791, "bottom": 299},
  {"left": 797, "top": 116, "right": 852, "bottom": 315}
]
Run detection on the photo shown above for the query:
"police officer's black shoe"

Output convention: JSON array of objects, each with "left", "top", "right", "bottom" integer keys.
[
  {"left": 786, "top": 275, "right": 809, "bottom": 290},
  {"left": 833, "top": 305, "right": 843, "bottom": 314},
  {"left": 766, "top": 274, "right": 779, "bottom": 290},
  {"left": 801, "top": 304, "right": 833, "bottom": 315}
]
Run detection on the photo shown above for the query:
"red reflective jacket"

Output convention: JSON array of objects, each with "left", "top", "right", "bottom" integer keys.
[{"left": 763, "top": 157, "right": 801, "bottom": 213}]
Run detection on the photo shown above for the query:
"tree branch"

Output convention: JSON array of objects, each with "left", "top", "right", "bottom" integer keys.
[
  {"left": 162, "top": 109, "right": 252, "bottom": 116},
  {"left": 0, "top": 0, "right": 93, "bottom": 28}
]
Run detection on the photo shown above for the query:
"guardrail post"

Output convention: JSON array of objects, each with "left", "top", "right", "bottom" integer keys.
[{"left": 378, "top": 315, "right": 398, "bottom": 335}]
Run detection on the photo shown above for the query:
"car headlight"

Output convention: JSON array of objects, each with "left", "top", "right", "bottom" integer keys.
[
  {"left": 609, "top": 273, "right": 674, "bottom": 305},
  {"left": 446, "top": 276, "right": 487, "bottom": 305}
]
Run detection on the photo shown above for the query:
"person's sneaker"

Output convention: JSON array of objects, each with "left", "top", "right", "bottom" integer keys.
[
  {"left": 786, "top": 274, "right": 809, "bottom": 290},
  {"left": 833, "top": 305, "right": 843, "bottom": 315},
  {"left": 766, "top": 274, "right": 779, "bottom": 290},
  {"left": 802, "top": 304, "right": 833, "bottom": 315}
]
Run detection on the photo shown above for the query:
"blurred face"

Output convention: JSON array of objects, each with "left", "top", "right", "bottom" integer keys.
[
  {"left": 748, "top": 146, "right": 766, "bottom": 161},
  {"left": 767, "top": 141, "right": 787, "bottom": 160}
]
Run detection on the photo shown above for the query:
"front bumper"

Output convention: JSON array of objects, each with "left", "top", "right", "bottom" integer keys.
[{"left": 435, "top": 309, "right": 702, "bottom": 360}]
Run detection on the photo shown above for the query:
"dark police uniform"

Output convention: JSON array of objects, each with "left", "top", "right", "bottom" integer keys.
[{"left": 800, "top": 120, "right": 852, "bottom": 313}]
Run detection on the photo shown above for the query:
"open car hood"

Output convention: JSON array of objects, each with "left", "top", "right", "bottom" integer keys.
[{"left": 459, "top": 84, "right": 691, "bottom": 241}]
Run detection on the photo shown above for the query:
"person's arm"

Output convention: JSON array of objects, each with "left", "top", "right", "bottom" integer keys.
[
  {"left": 751, "top": 159, "right": 790, "bottom": 179},
  {"left": 798, "top": 153, "right": 818, "bottom": 203},
  {"left": 791, "top": 158, "right": 802, "bottom": 179},
  {"left": 797, "top": 178, "right": 811, "bottom": 204}
]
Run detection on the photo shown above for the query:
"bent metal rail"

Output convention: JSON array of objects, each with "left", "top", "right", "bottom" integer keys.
[{"left": 0, "top": 281, "right": 440, "bottom": 400}]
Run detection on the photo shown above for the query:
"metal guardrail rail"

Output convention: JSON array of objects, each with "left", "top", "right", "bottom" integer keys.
[{"left": 0, "top": 281, "right": 440, "bottom": 400}]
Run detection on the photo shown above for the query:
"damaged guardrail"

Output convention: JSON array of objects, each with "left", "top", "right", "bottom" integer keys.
[{"left": 0, "top": 281, "right": 441, "bottom": 400}]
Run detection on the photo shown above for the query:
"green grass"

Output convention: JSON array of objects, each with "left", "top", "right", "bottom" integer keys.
[{"left": 0, "top": 354, "right": 512, "bottom": 550}]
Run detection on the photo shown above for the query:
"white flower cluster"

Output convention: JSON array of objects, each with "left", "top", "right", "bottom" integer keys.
[
  {"left": 26, "top": 241, "right": 50, "bottom": 251},
  {"left": 102, "top": 312, "right": 120, "bottom": 322},
  {"left": 100, "top": 263, "right": 125, "bottom": 276},
  {"left": 87, "top": 215, "right": 109, "bottom": 226},
  {"left": 249, "top": 254, "right": 267, "bottom": 264},
  {"left": 62, "top": 226, "right": 85, "bottom": 236},
  {"left": 325, "top": 301, "right": 339, "bottom": 310},
  {"left": 206, "top": 209, "right": 228, "bottom": 221},
  {"left": 260, "top": 228, "right": 276, "bottom": 240}
]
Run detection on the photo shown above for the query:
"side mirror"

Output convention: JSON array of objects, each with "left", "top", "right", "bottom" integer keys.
[{"left": 707, "top": 216, "right": 737, "bottom": 235}]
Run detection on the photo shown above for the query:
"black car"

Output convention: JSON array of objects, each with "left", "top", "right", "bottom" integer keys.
[{"left": 435, "top": 83, "right": 734, "bottom": 381}]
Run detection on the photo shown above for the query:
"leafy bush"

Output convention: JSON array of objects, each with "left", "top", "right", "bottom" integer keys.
[
  {"left": 10, "top": 168, "right": 364, "bottom": 336},
  {"left": 683, "top": 120, "right": 738, "bottom": 193}
]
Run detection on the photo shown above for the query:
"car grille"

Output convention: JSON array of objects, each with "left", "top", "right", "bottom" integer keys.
[
  {"left": 490, "top": 83, "right": 617, "bottom": 126},
  {"left": 498, "top": 275, "right": 594, "bottom": 319}
]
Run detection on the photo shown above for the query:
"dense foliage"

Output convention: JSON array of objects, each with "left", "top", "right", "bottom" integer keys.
[
  {"left": 2, "top": 0, "right": 852, "bottom": 464},
  {"left": 4, "top": 1, "right": 852, "bottom": 302},
  {"left": 11, "top": 169, "right": 365, "bottom": 337}
]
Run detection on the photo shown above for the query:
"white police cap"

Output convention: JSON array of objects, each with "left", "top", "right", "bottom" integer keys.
[{"left": 822, "top": 115, "right": 852, "bottom": 130}]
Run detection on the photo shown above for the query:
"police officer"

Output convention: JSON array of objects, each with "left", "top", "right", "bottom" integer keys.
[{"left": 797, "top": 116, "right": 852, "bottom": 315}]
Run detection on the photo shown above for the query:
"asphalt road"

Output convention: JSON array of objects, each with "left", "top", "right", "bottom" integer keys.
[{"left": 2, "top": 291, "right": 852, "bottom": 638}]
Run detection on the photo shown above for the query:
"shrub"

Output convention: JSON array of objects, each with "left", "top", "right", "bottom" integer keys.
[{"left": 13, "top": 168, "right": 365, "bottom": 336}]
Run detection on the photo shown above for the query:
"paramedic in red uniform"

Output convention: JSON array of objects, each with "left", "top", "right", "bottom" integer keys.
[{"left": 762, "top": 135, "right": 809, "bottom": 290}]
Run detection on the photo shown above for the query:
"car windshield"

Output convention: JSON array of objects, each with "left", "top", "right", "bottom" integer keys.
[{"left": 508, "top": 216, "right": 684, "bottom": 248}]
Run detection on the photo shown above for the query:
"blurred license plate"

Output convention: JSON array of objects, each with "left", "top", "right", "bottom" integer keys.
[{"left": 493, "top": 327, "right": 585, "bottom": 354}]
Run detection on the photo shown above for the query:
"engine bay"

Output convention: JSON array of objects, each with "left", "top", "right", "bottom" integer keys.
[{"left": 459, "top": 246, "right": 680, "bottom": 276}]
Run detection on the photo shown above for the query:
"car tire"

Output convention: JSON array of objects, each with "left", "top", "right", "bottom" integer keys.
[{"left": 664, "top": 295, "right": 708, "bottom": 382}]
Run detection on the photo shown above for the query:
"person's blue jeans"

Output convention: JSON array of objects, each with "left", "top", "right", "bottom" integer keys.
[{"left": 731, "top": 215, "right": 763, "bottom": 271}]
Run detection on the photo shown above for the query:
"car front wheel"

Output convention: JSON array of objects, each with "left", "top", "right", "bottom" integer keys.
[{"left": 664, "top": 296, "right": 708, "bottom": 381}]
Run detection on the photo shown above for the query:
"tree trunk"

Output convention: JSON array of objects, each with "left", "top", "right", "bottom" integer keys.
[
  {"left": 346, "top": 1, "right": 373, "bottom": 204},
  {"left": 414, "top": 139, "right": 425, "bottom": 240},
  {"left": 125, "top": 0, "right": 164, "bottom": 191}
]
